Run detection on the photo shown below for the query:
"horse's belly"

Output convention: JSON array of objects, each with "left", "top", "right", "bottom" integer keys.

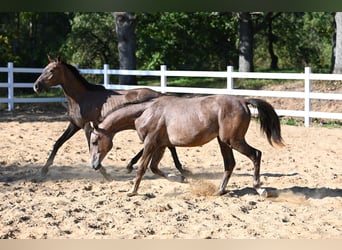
[{"left": 167, "top": 128, "right": 217, "bottom": 147}]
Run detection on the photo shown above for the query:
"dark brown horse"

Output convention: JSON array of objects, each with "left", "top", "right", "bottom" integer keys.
[
  {"left": 33, "top": 55, "right": 184, "bottom": 180},
  {"left": 90, "top": 94, "right": 284, "bottom": 196}
]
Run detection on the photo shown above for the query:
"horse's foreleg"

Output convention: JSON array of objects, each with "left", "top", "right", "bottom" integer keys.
[
  {"left": 127, "top": 141, "right": 156, "bottom": 197},
  {"left": 168, "top": 146, "right": 191, "bottom": 177},
  {"left": 217, "top": 138, "right": 236, "bottom": 195},
  {"left": 84, "top": 122, "right": 92, "bottom": 149},
  {"left": 127, "top": 157, "right": 151, "bottom": 197},
  {"left": 41, "top": 122, "right": 80, "bottom": 176},
  {"left": 149, "top": 147, "right": 185, "bottom": 183}
]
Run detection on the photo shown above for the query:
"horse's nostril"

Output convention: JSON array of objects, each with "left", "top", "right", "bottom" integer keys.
[{"left": 33, "top": 82, "right": 42, "bottom": 93}]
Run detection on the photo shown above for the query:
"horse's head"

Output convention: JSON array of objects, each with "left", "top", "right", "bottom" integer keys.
[
  {"left": 33, "top": 55, "right": 65, "bottom": 93},
  {"left": 89, "top": 122, "right": 113, "bottom": 170}
]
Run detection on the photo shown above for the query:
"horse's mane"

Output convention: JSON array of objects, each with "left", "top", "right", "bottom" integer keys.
[
  {"left": 63, "top": 62, "right": 106, "bottom": 91},
  {"left": 100, "top": 95, "right": 159, "bottom": 122}
]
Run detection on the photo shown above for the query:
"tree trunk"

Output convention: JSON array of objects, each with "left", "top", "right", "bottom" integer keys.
[
  {"left": 113, "top": 12, "right": 137, "bottom": 85},
  {"left": 238, "top": 12, "right": 254, "bottom": 72},
  {"left": 331, "top": 14, "right": 336, "bottom": 73},
  {"left": 333, "top": 12, "right": 342, "bottom": 74},
  {"left": 266, "top": 13, "right": 279, "bottom": 70}
]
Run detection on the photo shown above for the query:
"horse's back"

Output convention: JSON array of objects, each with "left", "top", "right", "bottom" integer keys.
[{"left": 117, "top": 88, "right": 161, "bottom": 102}]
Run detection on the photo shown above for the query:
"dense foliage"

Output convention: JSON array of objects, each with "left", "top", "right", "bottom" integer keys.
[{"left": 0, "top": 12, "right": 336, "bottom": 76}]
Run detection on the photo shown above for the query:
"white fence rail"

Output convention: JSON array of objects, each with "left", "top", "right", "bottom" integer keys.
[{"left": 1, "top": 62, "right": 342, "bottom": 127}]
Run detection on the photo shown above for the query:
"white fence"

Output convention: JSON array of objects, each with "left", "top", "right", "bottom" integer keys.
[{"left": 1, "top": 62, "right": 342, "bottom": 127}]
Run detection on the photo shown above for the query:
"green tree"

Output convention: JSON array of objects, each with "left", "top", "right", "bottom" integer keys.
[
  {"left": 0, "top": 12, "right": 71, "bottom": 67},
  {"left": 61, "top": 13, "right": 118, "bottom": 68},
  {"left": 256, "top": 12, "right": 334, "bottom": 72},
  {"left": 136, "top": 12, "right": 238, "bottom": 71}
]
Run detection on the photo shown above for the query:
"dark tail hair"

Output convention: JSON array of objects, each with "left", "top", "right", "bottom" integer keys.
[{"left": 246, "top": 99, "right": 284, "bottom": 147}]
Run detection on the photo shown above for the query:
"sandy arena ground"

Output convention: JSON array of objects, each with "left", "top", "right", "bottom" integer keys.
[{"left": 0, "top": 102, "right": 341, "bottom": 239}]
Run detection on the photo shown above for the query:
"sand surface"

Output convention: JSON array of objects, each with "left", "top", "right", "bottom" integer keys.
[{"left": 0, "top": 105, "right": 341, "bottom": 239}]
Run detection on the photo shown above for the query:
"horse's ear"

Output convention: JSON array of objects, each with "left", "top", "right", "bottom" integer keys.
[
  {"left": 47, "top": 55, "right": 54, "bottom": 63},
  {"left": 57, "top": 55, "right": 62, "bottom": 63}
]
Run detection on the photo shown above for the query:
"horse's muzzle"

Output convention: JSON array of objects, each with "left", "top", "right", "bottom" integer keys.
[
  {"left": 33, "top": 82, "right": 43, "bottom": 93},
  {"left": 90, "top": 153, "right": 102, "bottom": 170},
  {"left": 33, "top": 81, "right": 49, "bottom": 93}
]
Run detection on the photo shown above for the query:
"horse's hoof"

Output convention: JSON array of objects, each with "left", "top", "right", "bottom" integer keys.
[
  {"left": 40, "top": 168, "right": 48, "bottom": 177},
  {"left": 217, "top": 189, "right": 228, "bottom": 196},
  {"left": 167, "top": 173, "right": 184, "bottom": 183},
  {"left": 180, "top": 169, "right": 193, "bottom": 177},
  {"left": 127, "top": 191, "right": 137, "bottom": 197},
  {"left": 126, "top": 166, "right": 134, "bottom": 174}
]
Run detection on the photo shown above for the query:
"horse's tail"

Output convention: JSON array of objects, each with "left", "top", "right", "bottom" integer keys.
[{"left": 246, "top": 98, "right": 285, "bottom": 147}]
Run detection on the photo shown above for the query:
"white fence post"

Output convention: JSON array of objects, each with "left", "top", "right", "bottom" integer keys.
[
  {"left": 7, "top": 62, "right": 14, "bottom": 111},
  {"left": 304, "top": 67, "right": 311, "bottom": 127},
  {"left": 160, "top": 65, "right": 167, "bottom": 93},
  {"left": 227, "top": 66, "right": 234, "bottom": 94},
  {"left": 103, "top": 64, "right": 110, "bottom": 88}
]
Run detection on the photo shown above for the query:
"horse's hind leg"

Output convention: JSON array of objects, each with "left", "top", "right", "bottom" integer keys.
[
  {"left": 41, "top": 122, "right": 80, "bottom": 176},
  {"left": 150, "top": 147, "right": 185, "bottom": 183},
  {"left": 230, "top": 138, "right": 265, "bottom": 195},
  {"left": 217, "top": 138, "right": 236, "bottom": 195}
]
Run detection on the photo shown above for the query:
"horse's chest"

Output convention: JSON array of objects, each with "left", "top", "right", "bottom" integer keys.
[
  {"left": 68, "top": 108, "right": 84, "bottom": 127},
  {"left": 66, "top": 101, "right": 86, "bottom": 127}
]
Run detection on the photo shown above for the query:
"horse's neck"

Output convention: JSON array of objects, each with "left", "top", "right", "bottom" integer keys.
[
  {"left": 60, "top": 70, "right": 88, "bottom": 103},
  {"left": 101, "top": 101, "right": 151, "bottom": 132},
  {"left": 59, "top": 70, "right": 91, "bottom": 125}
]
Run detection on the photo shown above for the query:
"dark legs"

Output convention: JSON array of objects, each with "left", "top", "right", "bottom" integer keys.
[
  {"left": 149, "top": 148, "right": 186, "bottom": 182},
  {"left": 127, "top": 135, "right": 264, "bottom": 197},
  {"left": 168, "top": 147, "right": 192, "bottom": 177},
  {"left": 128, "top": 142, "right": 155, "bottom": 197},
  {"left": 41, "top": 122, "right": 80, "bottom": 176},
  {"left": 126, "top": 146, "right": 190, "bottom": 176},
  {"left": 126, "top": 149, "right": 143, "bottom": 173},
  {"left": 217, "top": 136, "right": 265, "bottom": 196},
  {"left": 229, "top": 139, "right": 262, "bottom": 189},
  {"left": 128, "top": 146, "right": 185, "bottom": 197},
  {"left": 41, "top": 122, "right": 112, "bottom": 181},
  {"left": 217, "top": 138, "right": 236, "bottom": 195}
]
